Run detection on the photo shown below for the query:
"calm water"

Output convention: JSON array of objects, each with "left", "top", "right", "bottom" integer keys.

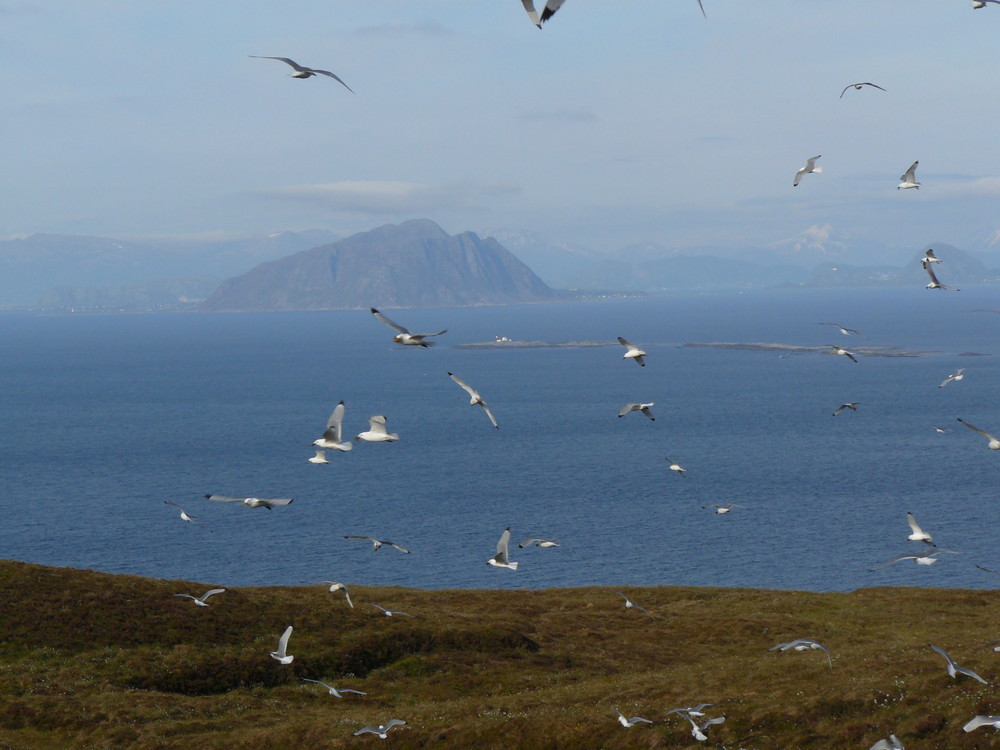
[{"left": 1, "top": 287, "right": 998, "bottom": 592}]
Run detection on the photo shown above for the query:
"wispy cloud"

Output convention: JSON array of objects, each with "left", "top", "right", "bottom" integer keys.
[{"left": 258, "top": 180, "right": 519, "bottom": 215}]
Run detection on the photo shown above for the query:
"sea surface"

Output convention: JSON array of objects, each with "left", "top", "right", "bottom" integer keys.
[{"left": 1, "top": 286, "right": 998, "bottom": 593}]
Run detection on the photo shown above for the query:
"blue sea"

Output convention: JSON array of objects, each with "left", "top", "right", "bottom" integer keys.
[{"left": 1, "top": 287, "right": 998, "bottom": 592}]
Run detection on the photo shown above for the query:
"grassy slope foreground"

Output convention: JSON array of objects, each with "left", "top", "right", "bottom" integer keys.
[{"left": 1, "top": 562, "right": 999, "bottom": 749}]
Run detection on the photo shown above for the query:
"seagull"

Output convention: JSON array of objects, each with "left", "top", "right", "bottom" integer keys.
[
  {"left": 897, "top": 160, "right": 920, "bottom": 190},
  {"left": 313, "top": 400, "right": 353, "bottom": 451},
  {"left": 957, "top": 418, "right": 1000, "bottom": 449},
  {"left": 364, "top": 603, "right": 415, "bottom": 617},
  {"left": 973, "top": 0, "right": 1000, "bottom": 8},
  {"left": 617, "top": 337, "right": 646, "bottom": 366},
  {"left": 839, "top": 82, "right": 887, "bottom": 98},
  {"left": 665, "top": 458, "right": 686, "bottom": 477},
  {"left": 308, "top": 449, "right": 328, "bottom": 464},
  {"left": 269, "top": 626, "right": 294, "bottom": 665},
  {"left": 869, "top": 735, "right": 904, "bottom": 750},
  {"left": 703, "top": 503, "right": 744, "bottom": 514},
  {"left": 164, "top": 500, "right": 197, "bottom": 522},
  {"left": 520, "top": 0, "right": 567, "bottom": 27},
  {"left": 666, "top": 704, "right": 715, "bottom": 719},
  {"left": 301, "top": 678, "right": 366, "bottom": 698},
  {"left": 370, "top": 307, "right": 446, "bottom": 347},
  {"left": 930, "top": 425, "right": 949, "bottom": 433},
  {"left": 518, "top": 538, "right": 560, "bottom": 548},
  {"left": 447, "top": 372, "right": 499, "bottom": 429},
  {"left": 354, "top": 415, "right": 399, "bottom": 442},
  {"left": 173, "top": 588, "right": 225, "bottom": 607},
  {"left": 964, "top": 715, "right": 1000, "bottom": 731},
  {"left": 828, "top": 345, "right": 858, "bottom": 363},
  {"left": 248, "top": 56, "right": 354, "bottom": 92},
  {"left": 921, "top": 248, "right": 942, "bottom": 266},
  {"left": 924, "top": 263, "right": 958, "bottom": 290},
  {"left": 487, "top": 527, "right": 518, "bottom": 570},
  {"left": 618, "top": 402, "right": 655, "bottom": 420},
  {"left": 322, "top": 581, "right": 353, "bottom": 608},
  {"left": 613, "top": 591, "right": 655, "bottom": 619},
  {"left": 939, "top": 369, "right": 965, "bottom": 388},
  {"left": 344, "top": 536, "right": 410, "bottom": 553},
  {"left": 872, "top": 548, "right": 958, "bottom": 570},
  {"left": 819, "top": 322, "right": 862, "bottom": 336},
  {"left": 613, "top": 708, "right": 653, "bottom": 728},
  {"left": 832, "top": 402, "right": 860, "bottom": 416},
  {"left": 930, "top": 644, "right": 988, "bottom": 684},
  {"left": 353, "top": 720, "right": 407, "bottom": 739},
  {"left": 770, "top": 639, "right": 832, "bottom": 667},
  {"left": 906, "top": 512, "right": 935, "bottom": 545},
  {"left": 204, "top": 494, "right": 293, "bottom": 510},
  {"left": 688, "top": 715, "right": 726, "bottom": 742},
  {"left": 793, "top": 155, "right": 822, "bottom": 187}
]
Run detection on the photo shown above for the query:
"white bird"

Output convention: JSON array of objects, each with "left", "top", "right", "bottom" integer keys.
[
  {"left": 487, "top": 527, "right": 518, "bottom": 570},
  {"left": 614, "top": 590, "right": 655, "bottom": 619},
  {"left": 688, "top": 715, "right": 726, "bottom": 742},
  {"left": 173, "top": 588, "right": 225, "bottom": 607},
  {"left": 353, "top": 719, "right": 407, "bottom": 739},
  {"left": 618, "top": 402, "right": 654, "bottom": 420},
  {"left": 930, "top": 644, "right": 988, "bottom": 684},
  {"left": 872, "top": 548, "right": 958, "bottom": 570},
  {"left": 448, "top": 372, "right": 499, "bottom": 429},
  {"left": 832, "top": 402, "right": 860, "bottom": 416},
  {"left": 301, "top": 678, "right": 366, "bottom": 698},
  {"left": 204, "top": 494, "right": 293, "bottom": 510},
  {"left": 930, "top": 425, "right": 949, "bottom": 433},
  {"left": 308, "top": 450, "right": 328, "bottom": 464},
  {"left": 322, "top": 581, "right": 353, "bottom": 608},
  {"left": 957, "top": 418, "right": 1000, "bottom": 449},
  {"left": 939, "top": 368, "right": 965, "bottom": 388},
  {"left": 828, "top": 345, "right": 858, "bottom": 363},
  {"left": 364, "top": 603, "right": 415, "bottom": 617},
  {"left": 354, "top": 415, "right": 399, "bottom": 442},
  {"left": 973, "top": 0, "right": 1000, "bottom": 8},
  {"left": 344, "top": 536, "right": 410, "bottom": 553},
  {"left": 666, "top": 704, "right": 715, "bottom": 719},
  {"left": 964, "top": 715, "right": 1000, "bottom": 731},
  {"left": 613, "top": 708, "right": 653, "bottom": 728},
  {"left": 897, "top": 160, "right": 920, "bottom": 190},
  {"left": 249, "top": 56, "right": 353, "bottom": 92},
  {"left": 617, "top": 337, "right": 646, "bottom": 366},
  {"left": 921, "top": 248, "right": 941, "bottom": 266},
  {"left": 518, "top": 538, "right": 560, "bottom": 548},
  {"left": 793, "top": 155, "right": 822, "bottom": 187},
  {"left": 906, "top": 512, "right": 934, "bottom": 545},
  {"left": 520, "top": 0, "right": 567, "bottom": 27},
  {"left": 370, "top": 307, "right": 446, "bottom": 347},
  {"left": 869, "top": 734, "right": 905, "bottom": 750},
  {"left": 703, "top": 503, "right": 744, "bottom": 514},
  {"left": 819, "top": 322, "right": 862, "bottom": 336},
  {"left": 269, "top": 625, "right": 294, "bottom": 665},
  {"left": 770, "top": 638, "right": 832, "bottom": 667},
  {"left": 840, "top": 82, "right": 886, "bottom": 98},
  {"left": 313, "top": 400, "right": 353, "bottom": 451},
  {"left": 665, "top": 458, "right": 686, "bottom": 477},
  {"left": 924, "top": 263, "right": 958, "bottom": 291},
  {"left": 164, "top": 500, "right": 197, "bottom": 522}
]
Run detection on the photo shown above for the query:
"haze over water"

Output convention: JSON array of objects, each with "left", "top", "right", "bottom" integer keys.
[{"left": 2, "top": 287, "right": 998, "bottom": 592}]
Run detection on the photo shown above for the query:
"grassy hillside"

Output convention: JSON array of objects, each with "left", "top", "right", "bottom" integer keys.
[{"left": 1, "top": 561, "right": 999, "bottom": 748}]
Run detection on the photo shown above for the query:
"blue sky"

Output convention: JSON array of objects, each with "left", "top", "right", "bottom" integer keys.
[{"left": 2, "top": 1, "right": 999, "bottom": 257}]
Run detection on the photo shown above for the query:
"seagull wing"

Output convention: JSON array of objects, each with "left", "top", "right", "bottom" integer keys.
[
  {"left": 793, "top": 166, "right": 807, "bottom": 186},
  {"left": 540, "top": 0, "right": 566, "bottom": 22},
  {"left": 906, "top": 512, "right": 929, "bottom": 539},
  {"left": 370, "top": 308, "right": 410, "bottom": 334},
  {"left": 323, "top": 401, "right": 347, "bottom": 442},
  {"left": 964, "top": 716, "right": 1000, "bottom": 732},
  {"left": 495, "top": 528, "right": 512, "bottom": 563},
  {"left": 957, "top": 664, "right": 989, "bottom": 684},
  {"left": 478, "top": 401, "right": 499, "bottom": 429},
  {"left": 838, "top": 84, "right": 853, "bottom": 98},
  {"left": 701, "top": 716, "right": 726, "bottom": 728},
  {"left": 204, "top": 494, "right": 243, "bottom": 502},
  {"left": 367, "top": 415, "right": 389, "bottom": 435},
  {"left": 339, "top": 688, "right": 367, "bottom": 695},
  {"left": 249, "top": 55, "right": 307, "bottom": 72},
  {"left": 386, "top": 542, "right": 410, "bottom": 554},
  {"left": 872, "top": 554, "right": 917, "bottom": 570},
  {"left": 365, "top": 603, "right": 389, "bottom": 614},
  {"left": 924, "top": 263, "right": 943, "bottom": 285},
  {"left": 173, "top": 594, "right": 196, "bottom": 600},
  {"left": 258, "top": 497, "right": 293, "bottom": 508},
  {"left": 200, "top": 588, "right": 226, "bottom": 601},
  {"left": 618, "top": 403, "right": 639, "bottom": 417},
  {"left": 353, "top": 727, "right": 380, "bottom": 736},
  {"left": 696, "top": 0, "right": 706, "bottom": 17},
  {"left": 902, "top": 161, "right": 918, "bottom": 182},
  {"left": 448, "top": 372, "right": 478, "bottom": 399},
  {"left": 521, "top": 0, "right": 542, "bottom": 27},
  {"left": 958, "top": 418, "right": 999, "bottom": 443},
  {"left": 862, "top": 82, "right": 887, "bottom": 91},
  {"left": 276, "top": 625, "right": 292, "bottom": 656},
  {"left": 310, "top": 69, "right": 354, "bottom": 93},
  {"left": 383, "top": 719, "right": 407, "bottom": 731}
]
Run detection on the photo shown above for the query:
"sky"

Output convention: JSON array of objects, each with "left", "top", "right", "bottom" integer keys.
[{"left": 2, "top": 0, "right": 1000, "bottom": 258}]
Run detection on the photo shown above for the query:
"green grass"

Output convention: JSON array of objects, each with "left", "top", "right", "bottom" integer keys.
[{"left": 1, "top": 560, "right": 999, "bottom": 748}]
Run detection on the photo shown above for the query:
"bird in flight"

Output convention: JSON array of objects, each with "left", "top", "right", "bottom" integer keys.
[
  {"left": 364, "top": 603, "right": 415, "bottom": 617},
  {"left": 322, "top": 582, "right": 354, "bottom": 608},
  {"left": 301, "top": 678, "right": 366, "bottom": 698},
  {"left": 354, "top": 415, "right": 399, "bottom": 442},
  {"left": 924, "top": 263, "right": 958, "bottom": 291},
  {"left": 617, "top": 337, "right": 647, "bottom": 366},
  {"left": 832, "top": 402, "right": 860, "bottom": 416},
  {"left": 793, "top": 155, "right": 822, "bottom": 187},
  {"left": 828, "top": 345, "right": 858, "bottom": 363},
  {"left": 906, "top": 512, "right": 934, "bottom": 545},
  {"left": 939, "top": 369, "right": 965, "bottom": 388},
  {"left": 249, "top": 56, "right": 353, "bottom": 92},
  {"left": 956, "top": 418, "right": 1000, "bottom": 449},
  {"left": 344, "top": 536, "right": 410, "bottom": 553},
  {"left": 370, "top": 308, "right": 447, "bottom": 347},
  {"left": 930, "top": 644, "right": 988, "bottom": 684},
  {"left": 819, "top": 322, "right": 862, "bottom": 336},
  {"left": 313, "top": 400, "right": 353, "bottom": 451},
  {"left": 204, "top": 494, "right": 293, "bottom": 510},
  {"left": 839, "top": 82, "right": 886, "bottom": 98},
  {"left": 614, "top": 590, "right": 655, "bottom": 618},
  {"left": 448, "top": 372, "right": 499, "bottom": 429},
  {"left": 897, "top": 160, "right": 920, "bottom": 189},
  {"left": 487, "top": 527, "right": 518, "bottom": 570},
  {"left": 613, "top": 708, "right": 654, "bottom": 728},
  {"left": 269, "top": 626, "right": 294, "bottom": 664},
  {"left": 665, "top": 458, "right": 686, "bottom": 477},
  {"left": 164, "top": 500, "right": 198, "bottom": 522},
  {"left": 353, "top": 720, "right": 407, "bottom": 739},
  {"left": 769, "top": 638, "right": 832, "bottom": 667},
  {"left": 618, "top": 402, "right": 655, "bottom": 421},
  {"left": 173, "top": 588, "right": 225, "bottom": 607}
]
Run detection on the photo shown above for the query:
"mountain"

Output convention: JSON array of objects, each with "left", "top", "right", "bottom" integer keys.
[
  {"left": 802, "top": 244, "right": 1000, "bottom": 288},
  {"left": 200, "top": 219, "right": 559, "bottom": 312},
  {"left": 38, "top": 276, "right": 221, "bottom": 312},
  {"left": 479, "top": 228, "right": 605, "bottom": 288}
]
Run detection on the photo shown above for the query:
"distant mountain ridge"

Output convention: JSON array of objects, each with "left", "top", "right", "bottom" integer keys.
[{"left": 200, "top": 219, "right": 558, "bottom": 312}]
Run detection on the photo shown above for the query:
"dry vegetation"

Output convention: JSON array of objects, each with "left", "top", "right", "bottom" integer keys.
[{"left": 1, "top": 560, "right": 999, "bottom": 748}]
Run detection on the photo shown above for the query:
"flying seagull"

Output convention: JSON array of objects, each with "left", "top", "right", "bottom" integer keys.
[
  {"left": 618, "top": 402, "right": 655, "bottom": 420},
  {"left": 666, "top": 704, "right": 715, "bottom": 719},
  {"left": 613, "top": 708, "right": 654, "bottom": 728},
  {"left": 518, "top": 537, "right": 560, "bottom": 548},
  {"left": 703, "top": 503, "right": 744, "bottom": 514},
  {"left": 957, "top": 418, "right": 1000, "bottom": 449},
  {"left": 487, "top": 527, "right": 518, "bottom": 570},
  {"left": 370, "top": 307, "right": 446, "bottom": 347},
  {"left": 204, "top": 494, "right": 293, "bottom": 510},
  {"left": 248, "top": 56, "right": 353, "bottom": 92},
  {"left": 322, "top": 581, "right": 353, "bottom": 608},
  {"left": 930, "top": 425, "right": 949, "bottom": 433},
  {"left": 269, "top": 625, "right": 294, "bottom": 665},
  {"left": 832, "top": 402, "right": 860, "bottom": 416},
  {"left": 353, "top": 720, "right": 407, "bottom": 739},
  {"left": 840, "top": 82, "right": 887, "bottom": 98},
  {"left": 364, "top": 603, "right": 415, "bottom": 617},
  {"left": 354, "top": 415, "right": 399, "bottom": 442},
  {"left": 964, "top": 715, "right": 1000, "bottom": 731},
  {"left": 770, "top": 638, "right": 832, "bottom": 667},
  {"left": 819, "top": 322, "right": 862, "bottom": 336},
  {"left": 869, "top": 735, "right": 904, "bottom": 750},
  {"left": 308, "top": 449, "right": 328, "bottom": 464},
  {"left": 872, "top": 548, "right": 958, "bottom": 570},
  {"left": 930, "top": 644, "right": 988, "bottom": 684},
  {"left": 665, "top": 458, "right": 686, "bottom": 477},
  {"left": 164, "top": 500, "right": 197, "bottom": 522},
  {"left": 939, "top": 369, "right": 965, "bottom": 388},
  {"left": 447, "top": 372, "right": 499, "bottom": 429},
  {"left": 173, "top": 588, "right": 225, "bottom": 607},
  {"left": 924, "top": 263, "right": 958, "bottom": 290},
  {"left": 520, "top": 0, "right": 567, "bottom": 27},
  {"left": 614, "top": 590, "right": 655, "bottom": 619},
  {"left": 344, "top": 536, "right": 410, "bottom": 553},
  {"left": 302, "top": 678, "right": 366, "bottom": 698},
  {"left": 897, "top": 160, "right": 920, "bottom": 190},
  {"left": 921, "top": 248, "right": 941, "bottom": 266},
  {"left": 793, "top": 155, "right": 822, "bottom": 187},
  {"left": 687, "top": 715, "right": 726, "bottom": 742},
  {"left": 906, "top": 512, "right": 934, "bottom": 545},
  {"left": 617, "top": 337, "right": 646, "bottom": 366},
  {"left": 828, "top": 345, "right": 858, "bottom": 363},
  {"left": 313, "top": 400, "right": 353, "bottom": 451}
]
